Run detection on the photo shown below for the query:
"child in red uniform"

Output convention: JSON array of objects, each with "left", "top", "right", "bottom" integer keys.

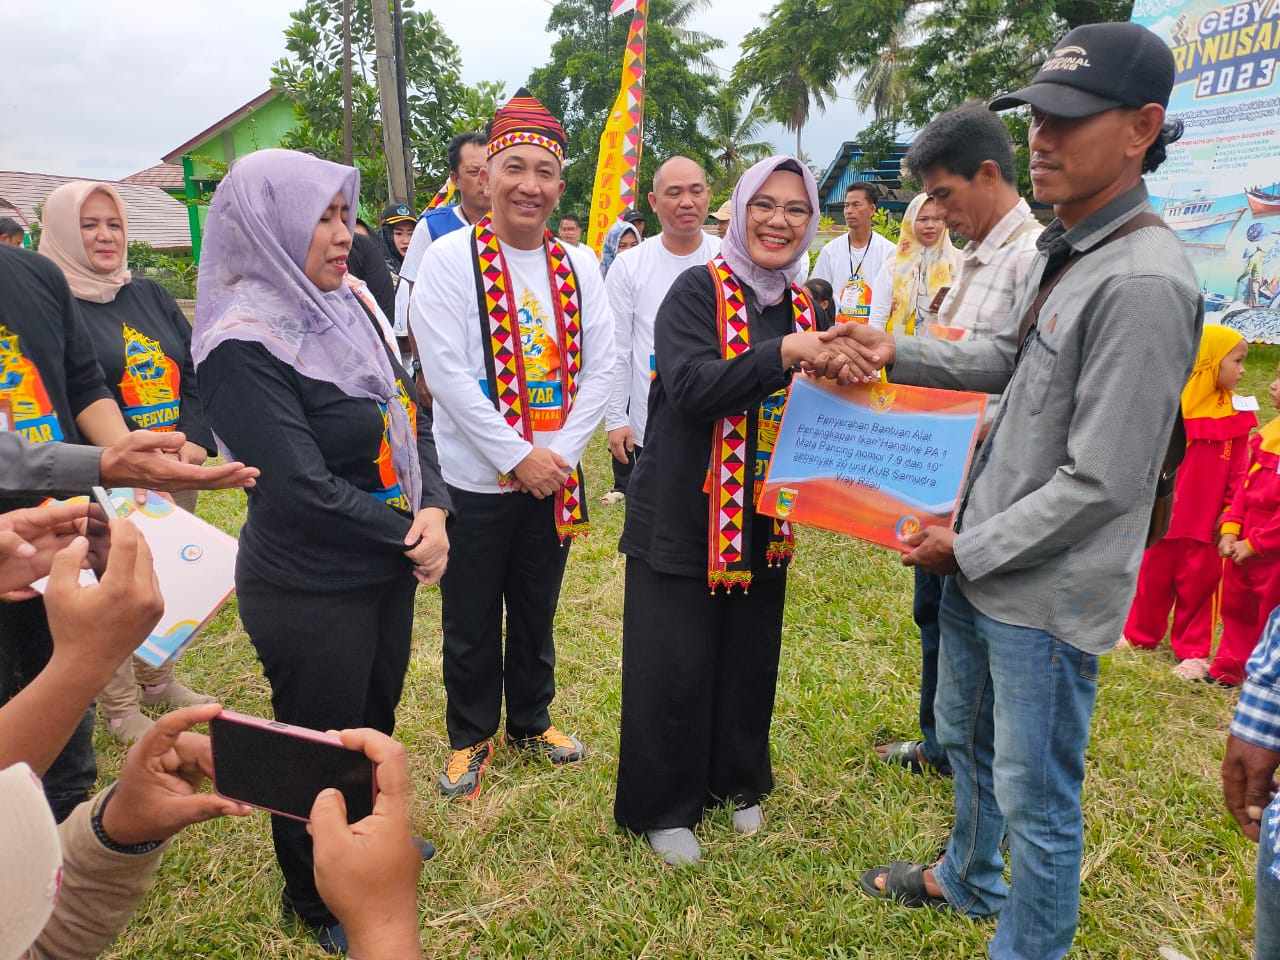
[
  {"left": 1123, "top": 325, "right": 1253, "bottom": 679},
  {"left": 1212, "top": 362, "right": 1280, "bottom": 685}
]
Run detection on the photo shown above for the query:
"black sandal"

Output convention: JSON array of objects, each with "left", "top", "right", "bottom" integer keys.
[{"left": 859, "top": 861, "right": 950, "bottom": 910}]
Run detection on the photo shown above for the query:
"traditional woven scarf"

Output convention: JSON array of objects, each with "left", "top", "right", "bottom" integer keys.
[
  {"left": 471, "top": 214, "right": 588, "bottom": 540},
  {"left": 706, "top": 253, "right": 815, "bottom": 592}
]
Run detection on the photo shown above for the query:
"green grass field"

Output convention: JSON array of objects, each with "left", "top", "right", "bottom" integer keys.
[{"left": 98, "top": 345, "right": 1280, "bottom": 959}]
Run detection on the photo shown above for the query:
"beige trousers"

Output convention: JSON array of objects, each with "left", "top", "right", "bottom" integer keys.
[{"left": 99, "top": 656, "right": 174, "bottom": 717}]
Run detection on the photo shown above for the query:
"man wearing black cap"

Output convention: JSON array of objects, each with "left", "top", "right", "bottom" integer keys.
[{"left": 847, "top": 22, "right": 1202, "bottom": 958}]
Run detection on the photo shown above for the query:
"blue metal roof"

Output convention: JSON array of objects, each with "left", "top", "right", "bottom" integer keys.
[{"left": 816, "top": 141, "right": 911, "bottom": 216}]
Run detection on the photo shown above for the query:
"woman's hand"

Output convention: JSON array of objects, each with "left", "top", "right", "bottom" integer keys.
[
  {"left": 1219, "top": 533, "right": 1239, "bottom": 557},
  {"left": 179, "top": 442, "right": 208, "bottom": 466},
  {"left": 403, "top": 507, "right": 449, "bottom": 584}
]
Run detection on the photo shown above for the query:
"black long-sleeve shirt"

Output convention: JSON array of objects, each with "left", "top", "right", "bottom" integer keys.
[
  {"left": 78, "top": 278, "right": 216, "bottom": 453},
  {"left": 621, "top": 265, "right": 828, "bottom": 580},
  {"left": 198, "top": 317, "right": 451, "bottom": 592}
]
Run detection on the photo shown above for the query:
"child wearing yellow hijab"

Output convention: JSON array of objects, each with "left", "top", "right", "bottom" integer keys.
[
  {"left": 867, "top": 194, "right": 960, "bottom": 335},
  {"left": 1123, "top": 325, "right": 1253, "bottom": 679},
  {"left": 1212, "top": 357, "right": 1280, "bottom": 685}
]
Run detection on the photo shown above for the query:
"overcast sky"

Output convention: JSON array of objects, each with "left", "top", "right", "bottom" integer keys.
[{"left": 1, "top": 0, "right": 871, "bottom": 183}]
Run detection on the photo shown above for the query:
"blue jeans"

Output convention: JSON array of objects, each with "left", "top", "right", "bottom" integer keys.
[
  {"left": 932, "top": 580, "right": 1099, "bottom": 960},
  {"left": 1259, "top": 794, "right": 1280, "bottom": 960},
  {"left": 912, "top": 568, "right": 949, "bottom": 770}
]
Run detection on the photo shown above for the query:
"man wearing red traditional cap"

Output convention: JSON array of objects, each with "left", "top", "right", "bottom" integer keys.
[{"left": 410, "top": 89, "right": 615, "bottom": 799}]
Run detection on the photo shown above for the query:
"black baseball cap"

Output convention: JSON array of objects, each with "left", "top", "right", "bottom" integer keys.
[
  {"left": 380, "top": 202, "right": 416, "bottom": 225},
  {"left": 990, "top": 22, "right": 1175, "bottom": 118},
  {"left": 622, "top": 209, "right": 646, "bottom": 225}
]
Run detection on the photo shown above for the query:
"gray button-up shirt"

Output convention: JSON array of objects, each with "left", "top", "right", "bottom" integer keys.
[{"left": 893, "top": 182, "right": 1202, "bottom": 654}]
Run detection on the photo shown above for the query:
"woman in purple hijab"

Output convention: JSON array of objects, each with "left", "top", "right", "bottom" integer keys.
[
  {"left": 193, "top": 149, "right": 451, "bottom": 951},
  {"left": 612, "top": 156, "right": 861, "bottom": 867}
]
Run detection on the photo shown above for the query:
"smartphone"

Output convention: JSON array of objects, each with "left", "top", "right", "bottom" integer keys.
[
  {"left": 86, "top": 486, "right": 115, "bottom": 579},
  {"left": 210, "top": 710, "right": 377, "bottom": 822}
]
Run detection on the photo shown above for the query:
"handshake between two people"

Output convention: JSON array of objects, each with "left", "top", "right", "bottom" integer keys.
[{"left": 782, "top": 322, "right": 896, "bottom": 385}]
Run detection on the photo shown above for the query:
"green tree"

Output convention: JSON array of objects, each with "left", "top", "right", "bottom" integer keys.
[
  {"left": 704, "top": 90, "right": 773, "bottom": 189},
  {"left": 451, "top": 81, "right": 507, "bottom": 136},
  {"left": 272, "top": 0, "right": 489, "bottom": 210},
  {"left": 527, "top": 0, "right": 723, "bottom": 220},
  {"left": 733, "top": 0, "right": 842, "bottom": 158},
  {"left": 740, "top": 0, "right": 1136, "bottom": 183}
]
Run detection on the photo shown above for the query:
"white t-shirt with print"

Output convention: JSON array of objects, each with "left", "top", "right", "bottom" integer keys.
[
  {"left": 411, "top": 225, "right": 615, "bottom": 494},
  {"left": 810, "top": 231, "right": 895, "bottom": 322},
  {"left": 604, "top": 232, "right": 721, "bottom": 447}
]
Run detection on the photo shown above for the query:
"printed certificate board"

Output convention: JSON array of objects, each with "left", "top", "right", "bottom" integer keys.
[
  {"left": 35, "top": 489, "right": 238, "bottom": 667},
  {"left": 758, "top": 377, "right": 987, "bottom": 552}
]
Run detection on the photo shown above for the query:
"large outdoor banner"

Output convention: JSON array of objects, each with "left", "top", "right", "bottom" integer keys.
[
  {"left": 586, "top": 0, "right": 647, "bottom": 253},
  {"left": 1133, "top": 0, "right": 1280, "bottom": 341}
]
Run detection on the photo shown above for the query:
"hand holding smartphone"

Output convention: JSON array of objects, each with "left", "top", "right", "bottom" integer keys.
[{"left": 210, "top": 711, "right": 378, "bottom": 822}]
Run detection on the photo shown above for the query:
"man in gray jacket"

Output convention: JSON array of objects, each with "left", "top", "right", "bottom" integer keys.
[{"left": 850, "top": 23, "right": 1201, "bottom": 960}]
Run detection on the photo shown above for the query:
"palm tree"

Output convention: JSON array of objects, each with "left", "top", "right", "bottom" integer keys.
[
  {"left": 705, "top": 92, "right": 773, "bottom": 178},
  {"left": 852, "top": 3, "right": 918, "bottom": 119},
  {"left": 661, "top": 0, "right": 718, "bottom": 75},
  {"left": 733, "top": 0, "right": 837, "bottom": 158}
]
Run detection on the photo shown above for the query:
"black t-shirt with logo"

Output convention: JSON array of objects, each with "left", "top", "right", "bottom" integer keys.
[
  {"left": 0, "top": 245, "right": 112, "bottom": 449},
  {"left": 78, "top": 278, "right": 216, "bottom": 453}
]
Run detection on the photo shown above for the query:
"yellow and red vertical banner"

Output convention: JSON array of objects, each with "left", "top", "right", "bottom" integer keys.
[
  {"left": 587, "top": 0, "right": 648, "bottom": 253},
  {"left": 424, "top": 176, "right": 455, "bottom": 211}
]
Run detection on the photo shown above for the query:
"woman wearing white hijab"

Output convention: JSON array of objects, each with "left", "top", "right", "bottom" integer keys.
[{"left": 612, "top": 156, "right": 859, "bottom": 866}]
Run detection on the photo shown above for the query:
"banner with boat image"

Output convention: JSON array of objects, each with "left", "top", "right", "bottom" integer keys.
[{"left": 1133, "top": 0, "right": 1280, "bottom": 341}]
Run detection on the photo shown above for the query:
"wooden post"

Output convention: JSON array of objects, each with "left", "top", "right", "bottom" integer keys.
[
  {"left": 393, "top": 0, "right": 415, "bottom": 202},
  {"left": 370, "top": 0, "right": 410, "bottom": 204},
  {"left": 341, "top": 0, "right": 353, "bottom": 166}
]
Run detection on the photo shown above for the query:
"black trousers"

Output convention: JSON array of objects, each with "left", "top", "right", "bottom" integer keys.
[
  {"left": 610, "top": 444, "right": 642, "bottom": 494},
  {"left": 614, "top": 556, "right": 786, "bottom": 832},
  {"left": 440, "top": 487, "right": 570, "bottom": 749},
  {"left": 237, "top": 570, "right": 417, "bottom": 929},
  {"left": 0, "top": 597, "right": 97, "bottom": 822},
  {"left": 912, "top": 568, "right": 950, "bottom": 771}
]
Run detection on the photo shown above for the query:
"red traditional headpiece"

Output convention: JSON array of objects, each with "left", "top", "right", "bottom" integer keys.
[{"left": 487, "top": 87, "right": 567, "bottom": 164}]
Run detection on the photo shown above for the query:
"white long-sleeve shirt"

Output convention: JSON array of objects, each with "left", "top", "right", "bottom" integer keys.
[
  {"left": 604, "top": 232, "right": 720, "bottom": 447},
  {"left": 411, "top": 225, "right": 615, "bottom": 494}
]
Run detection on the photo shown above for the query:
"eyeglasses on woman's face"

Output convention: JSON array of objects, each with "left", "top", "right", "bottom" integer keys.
[{"left": 746, "top": 198, "right": 812, "bottom": 227}]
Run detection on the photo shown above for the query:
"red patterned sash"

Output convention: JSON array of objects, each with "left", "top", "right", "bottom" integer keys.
[
  {"left": 706, "top": 254, "right": 815, "bottom": 592},
  {"left": 472, "top": 215, "right": 588, "bottom": 541}
]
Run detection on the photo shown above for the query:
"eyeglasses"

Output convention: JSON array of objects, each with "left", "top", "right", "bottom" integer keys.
[{"left": 746, "top": 198, "right": 813, "bottom": 226}]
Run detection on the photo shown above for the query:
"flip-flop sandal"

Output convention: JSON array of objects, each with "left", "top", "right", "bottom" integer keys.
[
  {"left": 875, "top": 740, "right": 952, "bottom": 777},
  {"left": 876, "top": 740, "right": 926, "bottom": 774},
  {"left": 859, "top": 861, "right": 951, "bottom": 910}
]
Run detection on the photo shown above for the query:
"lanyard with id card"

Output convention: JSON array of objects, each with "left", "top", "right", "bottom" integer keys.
[{"left": 837, "top": 238, "right": 872, "bottom": 321}]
